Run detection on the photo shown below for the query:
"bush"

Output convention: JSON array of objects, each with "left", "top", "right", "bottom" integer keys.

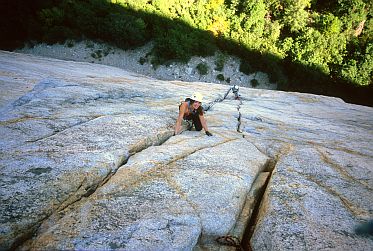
[
  {"left": 103, "top": 47, "right": 111, "bottom": 56},
  {"left": 65, "top": 39, "right": 75, "bottom": 47},
  {"left": 239, "top": 60, "right": 254, "bottom": 75},
  {"left": 196, "top": 63, "right": 209, "bottom": 75},
  {"left": 216, "top": 74, "right": 225, "bottom": 81},
  {"left": 215, "top": 53, "right": 226, "bottom": 71},
  {"left": 85, "top": 40, "right": 94, "bottom": 48},
  {"left": 251, "top": 79, "right": 259, "bottom": 87},
  {"left": 91, "top": 49, "right": 103, "bottom": 59},
  {"left": 2, "top": 0, "right": 371, "bottom": 105},
  {"left": 139, "top": 57, "right": 147, "bottom": 65},
  {"left": 152, "top": 23, "right": 216, "bottom": 65}
]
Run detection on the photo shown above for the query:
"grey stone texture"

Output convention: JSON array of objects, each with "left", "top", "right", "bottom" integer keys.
[{"left": 0, "top": 51, "right": 372, "bottom": 250}]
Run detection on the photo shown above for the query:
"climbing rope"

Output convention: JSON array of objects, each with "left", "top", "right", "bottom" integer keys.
[
  {"left": 203, "top": 85, "right": 241, "bottom": 112},
  {"left": 216, "top": 235, "right": 244, "bottom": 251}
]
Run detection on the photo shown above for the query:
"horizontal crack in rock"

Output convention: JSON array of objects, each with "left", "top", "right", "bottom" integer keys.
[
  {"left": 13, "top": 128, "right": 174, "bottom": 250},
  {"left": 101, "top": 137, "right": 237, "bottom": 198},
  {"left": 316, "top": 147, "right": 373, "bottom": 191},
  {"left": 25, "top": 115, "right": 104, "bottom": 143},
  {"left": 291, "top": 169, "right": 370, "bottom": 218}
]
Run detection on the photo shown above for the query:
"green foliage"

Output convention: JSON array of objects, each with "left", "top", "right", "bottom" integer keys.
[
  {"left": 360, "top": 18, "right": 373, "bottom": 46},
  {"left": 341, "top": 43, "right": 373, "bottom": 86},
  {"left": 151, "top": 22, "right": 216, "bottom": 64},
  {"left": 239, "top": 60, "right": 254, "bottom": 75},
  {"left": 91, "top": 49, "right": 103, "bottom": 59},
  {"left": 85, "top": 40, "right": 95, "bottom": 48},
  {"left": 335, "top": 0, "right": 368, "bottom": 37},
  {"left": 36, "top": 0, "right": 148, "bottom": 48},
  {"left": 241, "top": 0, "right": 267, "bottom": 35},
  {"left": 290, "top": 27, "right": 346, "bottom": 74},
  {"left": 66, "top": 40, "right": 75, "bottom": 48},
  {"left": 216, "top": 73, "right": 225, "bottom": 81},
  {"left": 39, "top": 7, "right": 64, "bottom": 28},
  {"left": 196, "top": 63, "right": 209, "bottom": 75},
  {"left": 2, "top": 0, "right": 372, "bottom": 105},
  {"left": 103, "top": 46, "right": 112, "bottom": 56},
  {"left": 251, "top": 79, "right": 259, "bottom": 87},
  {"left": 139, "top": 57, "right": 147, "bottom": 65},
  {"left": 91, "top": 52, "right": 98, "bottom": 59},
  {"left": 314, "top": 13, "right": 342, "bottom": 34},
  {"left": 214, "top": 53, "right": 226, "bottom": 71},
  {"left": 282, "top": 0, "right": 311, "bottom": 32}
]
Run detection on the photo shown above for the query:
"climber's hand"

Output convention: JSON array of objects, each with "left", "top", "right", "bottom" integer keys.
[{"left": 205, "top": 131, "right": 213, "bottom": 136}]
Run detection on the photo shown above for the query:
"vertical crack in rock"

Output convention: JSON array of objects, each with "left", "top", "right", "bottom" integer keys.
[
  {"left": 237, "top": 100, "right": 243, "bottom": 133},
  {"left": 235, "top": 144, "right": 295, "bottom": 250},
  {"left": 8, "top": 226, "right": 40, "bottom": 251},
  {"left": 203, "top": 86, "right": 243, "bottom": 136},
  {"left": 20, "top": 136, "right": 236, "bottom": 250},
  {"left": 240, "top": 158, "right": 277, "bottom": 251}
]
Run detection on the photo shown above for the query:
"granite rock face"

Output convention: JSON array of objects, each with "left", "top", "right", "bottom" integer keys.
[
  {"left": 0, "top": 51, "right": 372, "bottom": 250},
  {"left": 237, "top": 90, "right": 373, "bottom": 250}
]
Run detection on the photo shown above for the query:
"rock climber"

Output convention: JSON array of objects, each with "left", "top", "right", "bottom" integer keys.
[{"left": 174, "top": 92, "right": 213, "bottom": 136}]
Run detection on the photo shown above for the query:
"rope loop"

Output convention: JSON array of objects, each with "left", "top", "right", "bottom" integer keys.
[{"left": 216, "top": 235, "right": 243, "bottom": 251}]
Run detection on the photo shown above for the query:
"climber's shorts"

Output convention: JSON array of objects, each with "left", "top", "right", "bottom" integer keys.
[{"left": 184, "top": 113, "right": 202, "bottom": 131}]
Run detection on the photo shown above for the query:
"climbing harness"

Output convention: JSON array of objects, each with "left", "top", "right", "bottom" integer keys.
[
  {"left": 216, "top": 235, "right": 244, "bottom": 251},
  {"left": 232, "top": 85, "right": 240, "bottom": 100},
  {"left": 203, "top": 85, "right": 241, "bottom": 112},
  {"left": 178, "top": 85, "right": 242, "bottom": 134}
]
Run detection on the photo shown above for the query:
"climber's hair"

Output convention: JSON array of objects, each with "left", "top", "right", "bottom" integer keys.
[{"left": 189, "top": 99, "right": 204, "bottom": 115}]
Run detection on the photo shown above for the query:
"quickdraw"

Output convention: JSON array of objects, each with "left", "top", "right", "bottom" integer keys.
[{"left": 203, "top": 85, "right": 241, "bottom": 112}]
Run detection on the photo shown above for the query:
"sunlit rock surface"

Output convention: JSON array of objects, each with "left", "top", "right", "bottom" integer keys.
[{"left": 0, "top": 51, "right": 372, "bottom": 250}]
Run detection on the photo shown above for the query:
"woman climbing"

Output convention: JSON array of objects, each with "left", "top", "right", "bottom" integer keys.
[{"left": 174, "top": 92, "right": 213, "bottom": 136}]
